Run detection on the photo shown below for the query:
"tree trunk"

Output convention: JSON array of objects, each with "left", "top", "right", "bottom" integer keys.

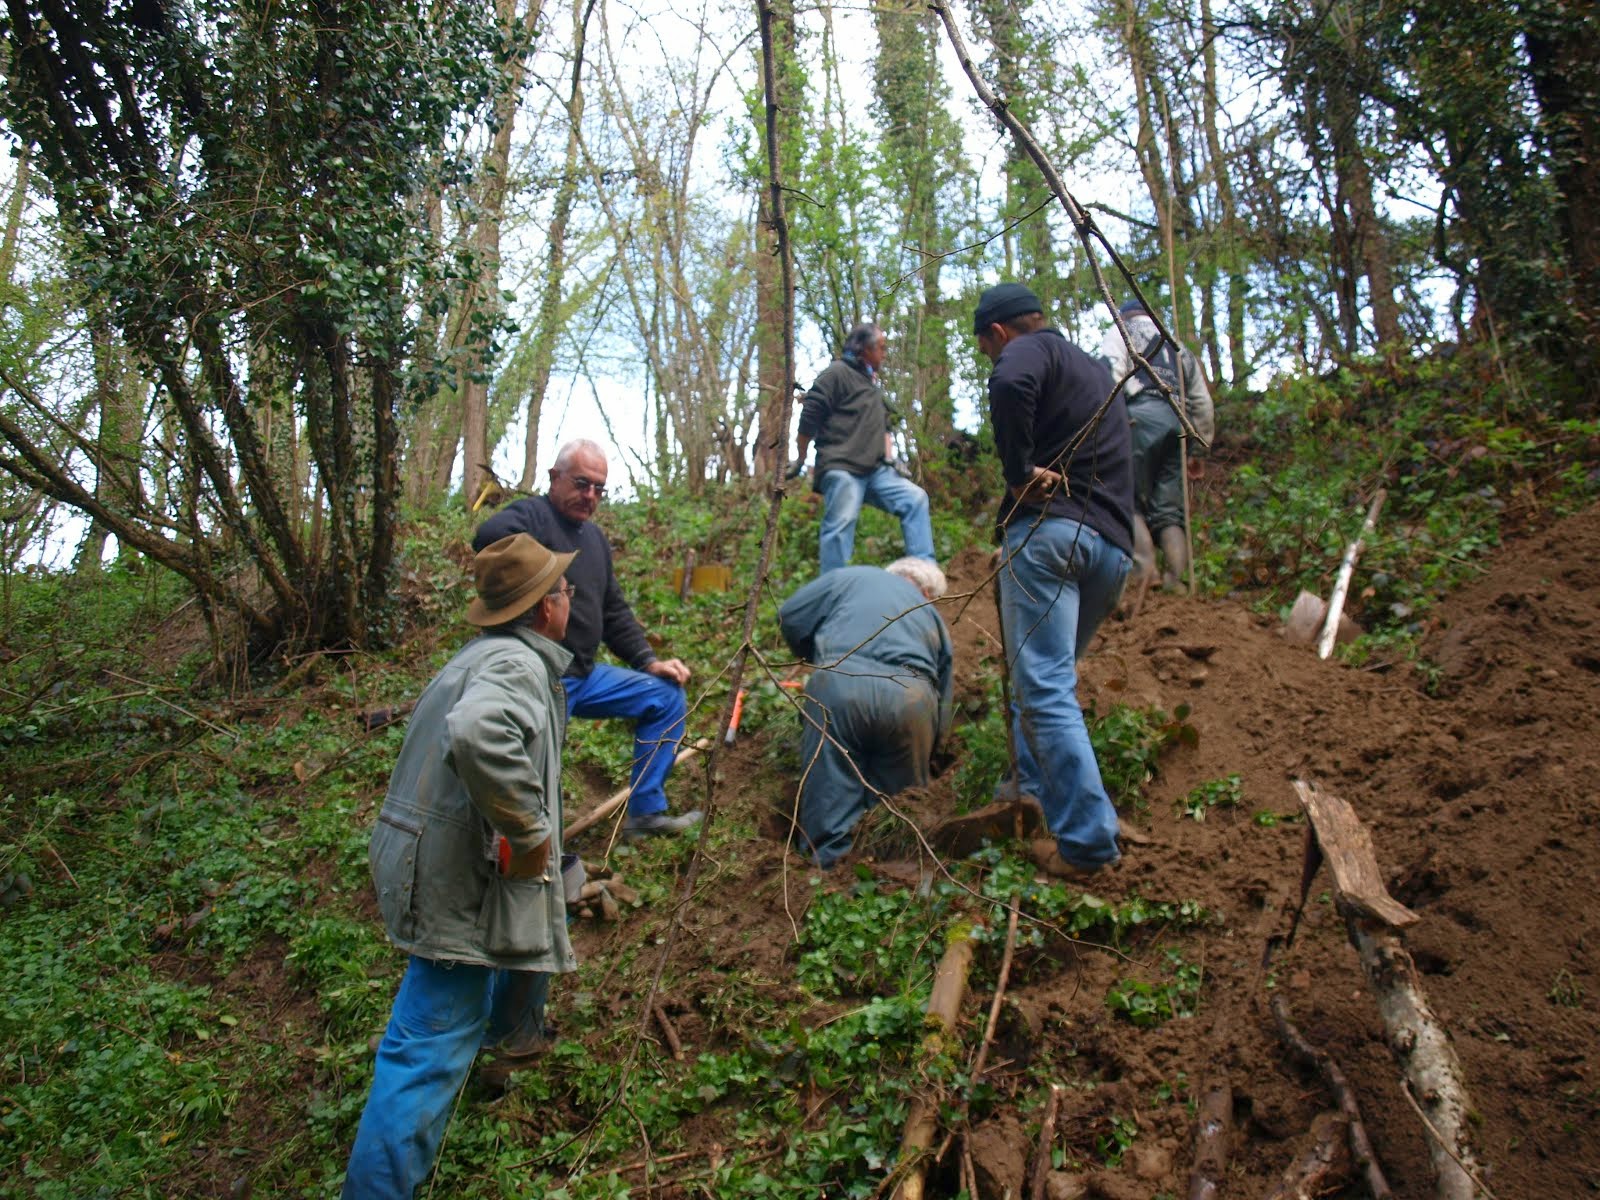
[{"left": 1525, "top": 1, "right": 1600, "bottom": 403}]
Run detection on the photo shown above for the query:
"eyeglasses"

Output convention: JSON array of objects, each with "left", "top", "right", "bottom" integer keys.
[
  {"left": 553, "top": 583, "right": 578, "bottom": 599},
  {"left": 566, "top": 475, "right": 607, "bottom": 497}
]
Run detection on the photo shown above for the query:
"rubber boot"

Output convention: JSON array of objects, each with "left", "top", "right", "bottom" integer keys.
[
  {"left": 1157, "top": 524, "right": 1189, "bottom": 592},
  {"left": 1131, "top": 514, "right": 1157, "bottom": 589}
]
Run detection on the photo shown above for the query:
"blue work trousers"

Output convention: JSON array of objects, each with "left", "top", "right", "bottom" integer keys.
[
  {"left": 818, "top": 464, "right": 936, "bottom": 573},
  {"left": 563, "top": 664, "right": 687, "bottom": 817},
  {"left": 998, "top": 515, "right": 1130, "bottom": 869},
  {"left": 343, "top": 959, "right": 549, "bottom": 1198},
  {"left": 798, "top": 663, "right": 938, "bottom": 867}
]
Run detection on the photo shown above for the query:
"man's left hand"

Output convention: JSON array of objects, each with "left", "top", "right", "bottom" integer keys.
[
  {"left": 645, "top": 658, "right": 691, "bottom": 686},
  {"left": 1186, "top": 458, "right": 1205, "bottom": 481}
]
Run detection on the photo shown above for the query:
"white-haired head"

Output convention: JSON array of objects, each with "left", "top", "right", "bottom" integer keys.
[
  {"left": 552, "top": 438, "right": 607, "bottom": 473},
  {"left": 886, "top": 557, "right": 946, "bottom": 599}
]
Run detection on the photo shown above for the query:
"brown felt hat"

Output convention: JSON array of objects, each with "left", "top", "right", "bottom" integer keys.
[{"left": 466, "top": 534, "right": 577, "bottom": 627}]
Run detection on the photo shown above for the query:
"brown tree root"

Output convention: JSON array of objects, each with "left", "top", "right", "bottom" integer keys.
[
  {"left": 1185, "top": 1077, "right": 1232, "bottom": 1200},
  {"left": 1270, "top": 992, "right": 1392, "bottom": 1199},
  {"left": 1264, "top": 1111, "right": 1353, "bottom": 1200}
]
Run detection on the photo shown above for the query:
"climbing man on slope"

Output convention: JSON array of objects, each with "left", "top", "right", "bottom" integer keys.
[
  {"left": 343, "top": 533, "right": 578, "bottom": 1198},
  {"left": 974, "top": 283, "right": 1136, "bottom": 882},
  {"left": 473, "top": 439, "right": 701, "bottom": 838},
  {"left": 792, "top": 322, "right": 937, "bottom": 573},
  {"left": 778, "top": 557, "right": 953, "bottom": 867},
  {"left": 1099, "top": 298, "right": 1215, "bottom": 593}
]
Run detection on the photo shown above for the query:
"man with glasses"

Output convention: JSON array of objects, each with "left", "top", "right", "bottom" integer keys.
[{"left": 473, "top": 440, "right": 700, "bottom": 838}]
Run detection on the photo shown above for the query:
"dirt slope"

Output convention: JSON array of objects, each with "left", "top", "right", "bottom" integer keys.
[{"left": 570, "top": 503, "right": 1600, "bottom": 1199}]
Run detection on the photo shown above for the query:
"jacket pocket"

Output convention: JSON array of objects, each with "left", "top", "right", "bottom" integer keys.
[
  {"left": 477, "top": 875, "right": 553, "bottom": 959},
  {"left": 371, "top": 811, "right": 423, "bottom": 944}
]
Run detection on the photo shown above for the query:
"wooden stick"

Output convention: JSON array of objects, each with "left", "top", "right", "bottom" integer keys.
[
  {"left": 893, "top": 922, "right": 980, "bottom": 1200},
  {"left": 1318, "top": 488, "right": 1386, "bottom": 659},
  {"left": 1263, "top": 1111, "right": 1352, "bottom": 1200},
  {"left": 1185, "top": 1077, "right": 1232, "bottom": 1200},
  {"left": 1270, "top": 993, "right": 1392, "bottom": 1199},
  {"left": 652, "top": 1001, "right": 683, "bottom": 1061},
  {"left": 970, "top": 897, "right": 1021, "bottom": 1088},
  {"left": 563, "top": 738, "right": 711, "bottom": 840},
  {"left": 1028, "top": 1084, "right": 1063, "bottom": 1200},
  {"left": 678, "top": 549, "right": 697, "bottom": 602}
]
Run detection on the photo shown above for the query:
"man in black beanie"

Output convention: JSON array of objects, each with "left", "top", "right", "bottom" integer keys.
[{"left": 972, "top": 283, "right": 1136, "bottom": 881}]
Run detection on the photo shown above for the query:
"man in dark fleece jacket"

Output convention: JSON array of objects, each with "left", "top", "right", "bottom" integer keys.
[
  {"left": 795, "top": 322, "right": 936, "bottom": 573},
  {"left": 472, "top": 440, "right": 701, "bottom": 837},
  {"left": 974, "top": 283, "right": 1135, "bottom": 882}
]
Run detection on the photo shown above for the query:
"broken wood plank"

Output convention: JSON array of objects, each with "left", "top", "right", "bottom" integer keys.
[{"left": 1292, "top": 780, "right": 1419, "bottom": 929}]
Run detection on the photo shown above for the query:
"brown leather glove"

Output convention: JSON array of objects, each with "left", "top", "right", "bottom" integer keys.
[{"left": 503, "top": 836, "right": 551, "bottom": 880}]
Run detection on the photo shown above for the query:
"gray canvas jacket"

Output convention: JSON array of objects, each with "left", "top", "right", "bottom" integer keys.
[
  {"left": 369, "top": 625, "right": 578, "bottom": 973},
  {"left": 1099, "top": 313, "right": 1215, "bottom": 449}
]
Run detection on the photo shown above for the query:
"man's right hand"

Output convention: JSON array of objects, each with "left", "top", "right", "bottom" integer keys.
[
  {"left": 784, "top": 460, "right": 806, "bottom": 482},
  {"left": 503, "top": 836, "right": 551, "bottom": 880}
]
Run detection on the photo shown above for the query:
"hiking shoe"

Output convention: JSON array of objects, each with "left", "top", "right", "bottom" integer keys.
[
  {"left": 477, "top": 1035, "right": 555, "bottom": 1096},
  {"left": 1028, "top": 839, "right": 1121, "bottom": 885},
  {"left": 622, "top": 810, "right": 704, "bottom": 839}
]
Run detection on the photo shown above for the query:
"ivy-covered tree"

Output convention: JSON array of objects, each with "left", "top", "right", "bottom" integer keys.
[{"left": 0, "top": 0, "right": 502, "bottom": 653}]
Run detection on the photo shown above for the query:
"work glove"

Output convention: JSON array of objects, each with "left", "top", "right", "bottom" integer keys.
[
  {"left": 888, "top": 457, "right": 914, "bottom": 481},
  {"left": 784, "top": 460, "right": 807, "bottom": 482}
]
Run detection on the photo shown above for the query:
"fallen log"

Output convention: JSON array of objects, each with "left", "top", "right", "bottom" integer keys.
[
  {"left": 1264, "top": 1111, "right": 1352, "bottom": 1200},
  {"left": 893, "top": 921, "right": 980, "bottom": 1200},
  {"left": 1185, "top": 1077, "right": 1231, "bottom": 1200},
  {"left": 563, "top": 738, "right": 712, "bottom": 841},
  {"left": 1270, "top": 992, "right": 1392, "bottom": 1199},
  {"left": 1293, "top": 780, "right": 1488, "bottom": 1200}
]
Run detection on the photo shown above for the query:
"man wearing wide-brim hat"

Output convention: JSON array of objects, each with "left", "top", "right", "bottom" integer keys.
[{"left": 344, "top": 534, "right": 580, "bottom": 1198}]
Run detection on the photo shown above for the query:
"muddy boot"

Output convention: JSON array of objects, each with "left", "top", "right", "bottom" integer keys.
[
  {"left": 1157, "top": 524, "right": 1189, "bottom": 592},
  {"left": 478, "top": 1027, "right": 556, "bottom": 1097},
  {"left": 930, "top": 796, "right": 1044, "bottom": 859},
  {"left": 1027, "top": 839, "right": 1122, "bottom": 890}
]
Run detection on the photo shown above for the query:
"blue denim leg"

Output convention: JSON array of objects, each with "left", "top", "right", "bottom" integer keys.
[
  {"left": 818, "top": 469, "right": 869, "bottom": 572},
  {"left": 482, "top": 969, "right": 550, "bottom": 1054},
  {"left": 564, "top": 665, "right": 688, "bottom": 817},
  {"left": 863, "top": 464, "right": 936, "bottom": 562},
  {"left": 796, "top": 667, "right": 937, "bottom": 867},
  {"left": 343, "top": 957, "right": 494, "bottom": 1200},
  {"left": 999, "top": 516, "right": 1130, "bottom": 869}
]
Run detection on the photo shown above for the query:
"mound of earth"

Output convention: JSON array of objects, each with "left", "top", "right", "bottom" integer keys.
[{"left": 566, "top": 505, "right": 1600, "bottom": 1198}]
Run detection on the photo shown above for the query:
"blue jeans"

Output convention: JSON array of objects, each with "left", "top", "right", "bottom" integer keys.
[
  {"left": 818, "top": 464, "right": 936, "bottom": 573},
  {"left": 343, "top": 959, "right": 549, "bottom": 1199},
  {"left": 564, "top": 664, "right": 687, "bottom": 817},
  {"left": 998, "top": 515, "right": 1130, "bottom": 869}
]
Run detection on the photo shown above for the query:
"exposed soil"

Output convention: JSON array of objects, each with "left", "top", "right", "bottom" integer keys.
[{"left": 561, "top": 505, "right": 1600, "bottom": 1198}]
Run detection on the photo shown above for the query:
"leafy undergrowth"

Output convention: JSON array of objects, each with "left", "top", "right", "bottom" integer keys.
[{"left": 1194, "top": 347, "right": 1599, "bottom": 662}]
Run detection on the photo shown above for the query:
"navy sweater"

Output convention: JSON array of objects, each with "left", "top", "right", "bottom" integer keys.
[
  {"left": 987, "top": 328, "right": 1135, "bottom": 556},
  {"left": 471, "top": 496, "right": 655, "bottom": 679}
]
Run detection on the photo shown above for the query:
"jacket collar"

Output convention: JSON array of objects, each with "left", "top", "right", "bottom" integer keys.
[{"left": 497, "top": 624, "right": 575, "bottom": 678}]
